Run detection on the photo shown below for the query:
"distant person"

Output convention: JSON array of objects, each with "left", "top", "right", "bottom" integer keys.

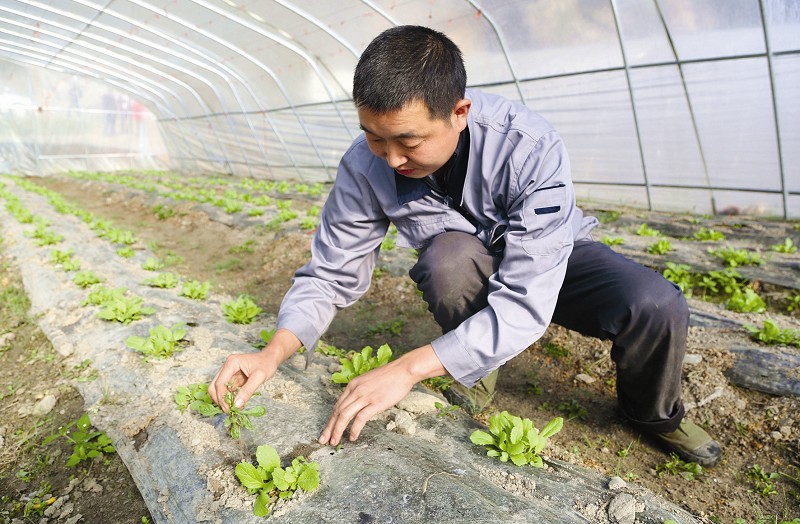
[
  {"left": 210, "top": 25, "right": 722, "bottom": 468},
  {"left": 68, "top": 80, "right": 82, "bottom": 118}
]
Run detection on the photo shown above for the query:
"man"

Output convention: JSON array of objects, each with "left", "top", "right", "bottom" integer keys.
[{"left": 209, "top": 25, "right": 722, "bottom": 468}]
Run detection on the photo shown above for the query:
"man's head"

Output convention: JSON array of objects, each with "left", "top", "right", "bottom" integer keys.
[
  {"left": 353, "top": 25, "right": 466, "bottom": 120},
  {"left": 354, "top": 26, "right": 470, "bottom": 178}
]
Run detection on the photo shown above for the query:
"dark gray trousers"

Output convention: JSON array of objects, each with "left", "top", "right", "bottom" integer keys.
[{"left": 409, "top": 231, "right": 687, "bottom": 433}]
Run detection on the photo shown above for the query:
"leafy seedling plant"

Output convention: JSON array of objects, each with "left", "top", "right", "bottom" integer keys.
[
  {"left": 72, "top": 271, "right": 103, "bottom": 288},
  {"left": 771, "top": 238, "right": 797, "bottom": 254},
  {"left": 646, "top": 239, "right": 672, "bottom": 255},
  {"left": 470, "top": 411, "right": 563, "bottom": 467},
  {"left": 117, "top": 246, "right": 135, "bottom": 258},
  {"left": 143, "top": 272, "right": 180, "bottom": 289},
  {"left": 331, "top": 344, "right": 393, "bottom": 384},
  {"left": 222, "top": 295, "right": 262, "bottom": 324},
  {"left": 600, "top": 235, "right": 624, "bottom": 247},
  {"left": 692, "top": 227, "right": 725, "bottom": 241},
  {"left": 174, "top": 382, "right": 266, "bottom": 439},
  {"left": 50, "top": 248, "right": 74, "bottom": 265},
  {"left": 726, "top": 288, "right": 766, "bottom": 313},
  {"left": 43, "top": 413, "right": 115, "bottom": 467},
  {"left": 709, "top": 246, "right": 763, "bottom": 267},
  {"left": 434, "top": 401, "right": 459, "bottom": 419},
  {"left": 746, "top": 464, "right": 780, "bottom": 497},
  {"left": 236, "top": 444, "right": 320, "bottom": 517},
  {"left": 181, "top": 280, "right": 211, "bottom": 300},
  {"left": 96, "top": 293, "right": 156, "bottom": 324},
  {"left": 81, "top": 285, "right": 126, "bottom": 306},
  {"left": 745, "top": 319, "right": 800, "bottom": 347},
  {"left": 141, "top": 257, "right": 165, "bottom": 271},
  {"left": 655, "top": 453, "right": 703, "bottom": 481},
  {"left": 125, "top": 323, "right": 187, "bottom": 361},
  {"left": 635, "top": 223, "right": 662, "bottom": 237}
]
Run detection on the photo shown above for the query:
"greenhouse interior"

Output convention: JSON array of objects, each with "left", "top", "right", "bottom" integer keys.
[{"left": 1, "top": 1, "right": 799, "bottom": 523}]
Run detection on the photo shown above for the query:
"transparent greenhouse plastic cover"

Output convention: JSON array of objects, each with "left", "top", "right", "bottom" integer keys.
[{"left": 0, "top": 0, "right": 798, "bottom": 217}]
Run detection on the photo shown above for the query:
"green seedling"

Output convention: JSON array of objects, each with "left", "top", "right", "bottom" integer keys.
[
  {"left": 259, "top": 329, "right": 276, "bottom": 345},
  {"left": 174, "top": 383, "right": 265, "bottom": 439},
  {"left": 235, "top": 444, "right": 320, "bottom": 517},
  {"left": 28, "top": 224, "right": 63, "bottom": 246},
  {"left": 692, "top": 227, "right": 725, "bottom": 241},
  {"left": 96, "top": 293, "right": 155, "bottom": 324},
  {"left": 141, "top": 257, "right": 165, "bottom": 271},
  {"left": 542, "top": 341, "right": 570, "bottom": 359},
  {"left": 224, "top": 389, "right": 267, "bottom": 439},
  {"left": 125, "top": 323, "right": 187, "bottom": 361},
  {"left": 708, "top": 246, "right": 763, "bottom": 267},
  {"left": 703, "top": 268, "right": 743, "bottom": 297},
  {"left": 315, "top": 341, "right": 347, "bottom": 359},
  {"left": 746, "top": 464, "right": 780, "bottom": 497},
  {"left": 787, "top": 291, "right": 800, "bottom": 313},
  {"left": 745, "top": 319, "right": 800, "bottom": 347},
  {"left": 600, "top": 235, "right": 624, "bottom": 247},
  {"left": 423, "top": 376, "right": 454, "bottom": 392},
  {"left": 181, "top": 280, "right": 211, "bottom": 300},
  {"left": 222, "top": 295, "right": 262, "bottom": 324},
  {"left": 143, "top": 272, "right": 180, "bottom": 289},
  {"left": 247, "top": 208, "right": 265, "bottom": 217},
  {"left": 635, "top": 223, "right": 661, "bottom": 237},
  {"left": 117, "top": 246, "right": 135, "bottom": 258},
  {"left": 153, "top": 204, "right": 175, "bottom": 220},
  {"left": 331, "top": 344, "right": 393, "bottom": 384},
  {"left": 434, "top": 401, "right": 459, "bottom": 419},
  {"left": 595, "top": 209, "right": 621, "bottom": 223},
  {"left": 726, "top": 288, "right": 766, "bottom": 313},
  {"left": 771, "top": 238, "right": 797, "bottom": 253},
  {"left": 366, "top": 319, "right": 405, "bottom": 336},
  {"left": 306, "top": 205, "right": 321, "bottom": 217},
  {"left": 663, "top": 262, "right": 694, "bottom": 297},
  {"left": 646, "top": 238, "right": 672, "bottom": 255},
  {"left": 556, "top": 399, "right": 587, "bottom": 421},
  {"left": 222, "top": 199, "right": 243, "bottom": 214},
  {"left": 81, "top": 285, "right": 127, "bottom": 306},
  {"left": 470, "top": 411, "right": 563, "bottom": 467},
  {"left": 229, "top": 239, "right": 255, "bottom": 255},
  {"left": 50, "top": 248, "right": 74, "bottom": 265},
  {"left": 655, "top": 453, "right": 703, "bottom": 480},
  {"left": 380, "top": 235, "right": 396, "bottom": 251},
  {"left": 61, "top": 259, "right": 81, "bottom": 272},
  {"left": 299, "top": 216, "right": 319, "bottom": 230},
  {"left": 43, "top": 413, "right": 115, "bottom": 467},
  {"left": 73, "top": 271, "right": 104, "bottom": 289}
]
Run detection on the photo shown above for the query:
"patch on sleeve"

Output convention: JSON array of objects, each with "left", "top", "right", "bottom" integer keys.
[{"left": 534, "top": 206, "right": 560, "bottom": 215}]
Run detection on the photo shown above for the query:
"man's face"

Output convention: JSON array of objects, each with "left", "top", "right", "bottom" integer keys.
[{"left": 358, "top": 98, "right": 470, "bottom": 179}]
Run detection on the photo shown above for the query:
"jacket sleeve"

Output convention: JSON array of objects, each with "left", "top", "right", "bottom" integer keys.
[
  {"left": 431, "top": 131, "right": 575, "bottom": 387},
  {"left": 277, "top": 153, "right": 389, "bottom": 351}
]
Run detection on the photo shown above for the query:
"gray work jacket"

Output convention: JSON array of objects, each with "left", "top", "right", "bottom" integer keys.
[{"left": 277, "top": 89, "right": 598, "bottom": 387}]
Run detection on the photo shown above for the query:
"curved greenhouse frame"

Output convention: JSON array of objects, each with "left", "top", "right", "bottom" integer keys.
[{"left": 1, "top": 0, "right": 798, "bottom": 217}]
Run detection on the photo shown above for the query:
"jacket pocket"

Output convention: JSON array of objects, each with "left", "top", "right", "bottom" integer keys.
[{"left": 521, "top": 184, "right": 570, "bottom": 256}]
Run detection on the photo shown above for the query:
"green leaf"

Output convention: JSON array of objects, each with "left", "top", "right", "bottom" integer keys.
[
  {"left": 272, "top": 467, "right": 290, "bottom": 491},
  {"left": 256, "top": 445, "right": 281, "bottom": 473},
  {"left": 297, "top": 466, "right": 320, "bottom": 492},
  {"left": 539, "top": 417, "right": 564, "bottom": 439},
  {"left": 510, "top": 453, "right": 528, "bottom": 466},
  {"left": 509, "top": 423, "right": 523, "bottom": 444},
  {"left": 469, "top": 430, "right": 495, "bottom": 446},
  {"left": 235, "top": 463, "right": 264, "bottom": 490},
  {"left": 253, "top": 492, "right": 270, "bottom": 517}
]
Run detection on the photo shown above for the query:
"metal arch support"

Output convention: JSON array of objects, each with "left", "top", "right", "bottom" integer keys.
[
  {"left": 271, "top": 0, "right": 360, "bottom": 58},
  {"left": 463, "top": 0, "right": 525, "bottom": 105},
  {"left": 0, "top": 47, "right": 199, "bottom": 173},
  {"left": 652, "top": 0, "right": 716, "bottom": 215},
  {"left": 758, "top": 0, "right": 789, "bottom": 219},
  {"left": 189, "top": 0, "right": 357, "bottom": 141},
  {"left": 357, "top": 0, "right": 401, "bottom": 26},
  {"left": 0, "top": 37, "right": 217, "bottom": 170},
  {"left": 122, "top": 0, "right": 333, "bottom": 180},
  {"left": 69, "top": 0, "right": 294, "bottom": 178},
  {"left": 0, "top": 10, "right": 242, "bottom": 175},
  {"left": 609, "top": 0, "right": 652, "bottom": 211}
]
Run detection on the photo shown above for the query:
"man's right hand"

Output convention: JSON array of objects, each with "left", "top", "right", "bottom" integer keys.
[{"left": 208, "top": 328, "right": 301, "bottom": 412}]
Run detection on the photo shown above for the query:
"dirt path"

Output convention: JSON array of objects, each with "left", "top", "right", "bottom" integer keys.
[{"left": 3, "top": 172, "right": 799, "bottom": 523}]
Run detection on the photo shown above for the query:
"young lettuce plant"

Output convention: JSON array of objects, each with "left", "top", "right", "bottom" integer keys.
[
  {"left": 50, "top": 248, "right": 74, "bottom": 265},
  {"left": 224, "top": 389, "right": 267, "bottom": 439},
  {"left": 470, "top": 411, "right": 563, "bottom": 467},
  {"left": 72, "top": 271, "right": 104, "bottom": 289},
  {"left": 143, "top": 272, "right": 180, "bottom": 289},
  {"left": 222, "top": 295, "right": 262, "bottom": 324},
  {"left": 745, "top": 319, "right": 800, "bottom": 348},
  {"left": 331, "top": 344, "right": 393, "bottom": 384},
  {"left": 235, "top": 444, "right": 320, "bottom": 517},
  {"left": 174, "top": 382, "right": 266, "bottom": 439},
  {"left": 726, "top": 288, "right": 766, "bottom": 313},
  {"left": 42, "top": 413, "right": 115, "bottom": 467},
  {"left": 141, "top": 257, "right": 165, "bottom": 271},
  {"left": 96, "top": 293, "right": 155, "bottom": 324},
  {"left": 125, "top": 323, "right": 187, "bottom": 361},
  {"left": 181, "top": 280, "right": 211, "bottom": 300},
  {"left": 81, "top": 285, "right": 127, "bottom": 306}
]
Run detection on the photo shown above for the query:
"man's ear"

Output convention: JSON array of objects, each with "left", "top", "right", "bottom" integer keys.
[{"left": 453, "top": 98, "right": 471, "bottom": 131}]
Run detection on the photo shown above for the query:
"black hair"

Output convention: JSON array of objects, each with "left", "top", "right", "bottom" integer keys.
[{"left": 353, "top": 25, "right": 466, "bottom": 120}]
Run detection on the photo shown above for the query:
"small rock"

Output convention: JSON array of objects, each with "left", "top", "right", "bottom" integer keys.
[
  {"left": 771, "top": 431, "right": 783, "bottom": 440},
  {"left": 608, "top": 476, "right": 627, "bottom": 491},
  {"left": 601, "top": 447, "right": 610, "bottom": 454},
  {"left": 64, "top": 514, "right": 83, "bottom": 524},
  {"left": 327, "top": 363, "right": 341, "bottom": 374},
  {"left": 779, "top": 426, "right": 792, "bottom": 437},
  {"left": 389, "top": 411, "right": 417, "bottom": 436},
  {"left": 607, "top": 493, "right": 639, "bottom": 524},
  {"left": 683, "top": 354, "right": 703, "bottom": 365},
  {"left": 575, "top": 373, "right": 595, "bottom": 384},
  {"left": 32, "top": 395, "right": 57, "bottom": 417},
  {"left": 396, "top": 391, "right": 441, "bottom": 415},
  {"left": 0, "top": 332, "right": 15, "bottom": 345},
  {"left": 735, "top": 399, "right": 747, "bottom": 410}
]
